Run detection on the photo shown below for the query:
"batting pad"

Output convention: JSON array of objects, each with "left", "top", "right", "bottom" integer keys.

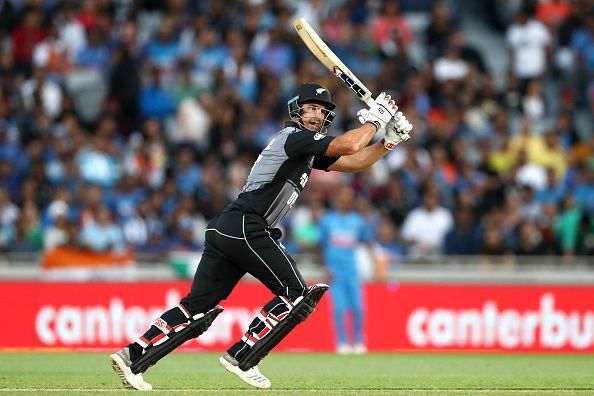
[
  {"left": 130, "top": 306, "right": 224, "bottom": 374},
  {"left": 237, "top": 283, "right": 329, "bottom": 371}
]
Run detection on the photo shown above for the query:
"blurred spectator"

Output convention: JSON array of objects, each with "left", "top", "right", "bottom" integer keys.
[
  {"left": 401, "top": 188, "right": 454, "bottom": 259},
  {"left": 144, "top": 15, "right": 181, "bottom": 72},
  {"left": 433, "top": 44, "right": 469, "bottom": 82},
  {"left": 65, "top": 23, "right": 110, "bottom": 122},
  {"left": 223, "top": 31, "right": 258, "bottom": 102},
  {"left": 570, "top": 11, "right": 594, "bottom": 106},
  {"left": 76, "top": 0, "right": 102, "bottom": 30},
  {"left": 533, "top": 131, "right": 567, "bottom": 181},
  {"left": 521, "top": 79, "right": 546, "bottom": 122},
  {"left": 479, "top": 225, "right": 509, "bottom": 256},
  {"left": 168, "top": 195, "right": 206, "bottom": 249},
  {"left": 371, "top": 2, "right": 413, "bottom": 53},
  {"left": 44, "top": 186, "right": 72, "bottom": 227},
  {"left": 514, "top": 221, "right": 545, "bottom": 256},
  {"left": 425, "top": 2, "right": 457, "bottom": 59},
  {"left": 555, "top": 112, "right": 580, "bottom": 151},
  {"left": 79, "top": 205, "right": 126, "bottom": 253},
  {"left": 573, "top": 160, "right": 594, "bottom": 213},
  {"left": 43, "top": 207, "right": 70, "bottom": 251},
  {"left": 174, "top": 146, "right": 202, "bottom": 196},
  {"left": 251, "top": 26, "right": 296, "bottom": 78},
  {"left": 184, "top": 23, "right": 228, "bottom": 87},
  {"left": 109, "top": 46, "right": 141, "bottom": 129},
  {"left": 444, "top": 207, "right": 483, "bottom": 255},
  {"left": 449, "top": 31, "right": 488, "bottom": 75},
  {"left": 555, "top": 194, "right": 582, "bottom": 256},
  {"left": 0, "top": 188, "right": 19, "bottom": 250},
  {"left": 74, "top": 25, "right": 110, "bottom": 70},
  {"left": 12, "top": 7, "right": 48, "bottom": 75},
  {"left": 139, "top": 66, "right": 176, "bottom": 122},
  {"left": 535, "top": 167, "right": 564, "bottom": 205},
  {"left": 576, "top": 212, "right": 594, "bottom": 255},
  {"left": 537, "top": 202, "right": 560, "bottom": 254},
  {"left": 506, "top": 6, "right": 552, "bottom": 88},
  {"left": 32, "top": 24, "right": 72, "bottom": 78},
  {"left": 379, "top": 174, "right": 415, "bottom": 228},
  {"left": 20, "top": 67, "right": 63, "bottom": 119},
  {"left": 0, "top": 0, "right": 18, "bottom": 42},
  {"left": 292, "top": 198, "right": 325, "bottom": 254},
  {"left": 78, "top": 135, "right": 120, "bottom": 188},
  {"left": 371, "top": 217, "right": 404, "bottom": 280},
  {"left": 55, "top": 2, "right": 87, "bottom": 62}
]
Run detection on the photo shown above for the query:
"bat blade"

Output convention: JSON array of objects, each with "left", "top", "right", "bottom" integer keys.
[{"left": 293, "top": 17, "right": 374, "bottom": 107}]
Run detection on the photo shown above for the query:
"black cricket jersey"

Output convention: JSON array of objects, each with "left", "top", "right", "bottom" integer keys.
[{"left": 227, "top": 121, "right": 340, "bottom": 227}]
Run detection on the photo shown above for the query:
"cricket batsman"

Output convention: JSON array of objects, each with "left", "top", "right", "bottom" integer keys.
[{"left": 109, "top": 82, "right": 412, "bottom": 390}]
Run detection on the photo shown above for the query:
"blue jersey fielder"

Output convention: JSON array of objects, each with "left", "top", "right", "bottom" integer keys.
[
  {"left": 319, "top": 210, "right": 371, "bottom": 281},
  {"left": 318, "top": 184, "right": 373, "bottom": 353}
]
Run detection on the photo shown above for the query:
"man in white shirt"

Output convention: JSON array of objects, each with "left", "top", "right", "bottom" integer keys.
[
  {"left": 401, "top": 188, "right": 454, "bottom": 260},
  {"left": 506, "top": 8, "right": 552, "bottom": 89}
]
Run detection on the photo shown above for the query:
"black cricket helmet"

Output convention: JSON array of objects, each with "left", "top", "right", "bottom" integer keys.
[{"left": 288, "top": 82, "right": 336, "bottom": 133}]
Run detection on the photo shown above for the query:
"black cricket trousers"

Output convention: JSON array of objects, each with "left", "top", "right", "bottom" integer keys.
[{"left": 180, "top": 209, "right": 308, "bottom": 314}]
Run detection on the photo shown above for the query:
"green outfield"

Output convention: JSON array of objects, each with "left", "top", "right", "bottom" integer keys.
[{"left": 0, "top": 352, "right": 593, "bottom": 395}]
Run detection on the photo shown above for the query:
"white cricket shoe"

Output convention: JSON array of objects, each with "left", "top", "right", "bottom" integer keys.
[
  {"left": 110, "top": 347, "right": 153, "bottom": 391},
  {"left": 219, "top": 353, "right": 271, "bottom": 389},
  {"left": 336, "top": 344, "right": 352, "bottom": 355},
  {"left": 353, "top": 343, "right": 368, "bottom": 355}
]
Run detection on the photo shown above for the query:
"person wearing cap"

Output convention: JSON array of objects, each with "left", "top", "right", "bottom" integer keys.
[{"left": 109, "top": 82, "right": 412, "bottom": 390}]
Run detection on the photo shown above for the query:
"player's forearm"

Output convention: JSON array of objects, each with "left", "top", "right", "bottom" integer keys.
[
  {"left": 342, "top": 141, "right": 389, "bottom": 171},
  {"left": 325, "top": 122, "right": 377, "bottom": 156}
]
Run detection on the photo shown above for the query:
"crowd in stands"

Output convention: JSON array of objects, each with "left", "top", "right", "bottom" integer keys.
[{"left": 0, "top": 0, "right": 592, "bottom": 266}]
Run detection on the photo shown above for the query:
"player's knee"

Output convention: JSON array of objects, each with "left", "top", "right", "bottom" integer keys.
[
  {"left": 181, "top": 295, "right": 222, "bottom": 317},
  {"left": 289, "top": 283, "right": 327, "bottom": 321},
  {"left": 284, "top": 285, "right": 308, "bottom": 302}
]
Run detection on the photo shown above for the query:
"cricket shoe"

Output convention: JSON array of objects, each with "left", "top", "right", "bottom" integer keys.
[
  {"left": 219, "top": 353, "right": 271, "bottom": 389},
  {"left": 353, "top": 343, "right": 368, "bottom": 355},
  {"left": 110, "top": 347, "right": 153, "bottom": 391},
  {"left": 336, "top": 344, "right": 352, "bottom": 355}
]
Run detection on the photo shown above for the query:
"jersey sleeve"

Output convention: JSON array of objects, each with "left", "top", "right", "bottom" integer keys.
[
  {"left": 284, "top": 130, "right": 335, "bottom": 158},
  {"left": 313, "top": 155, "right": 340, "bottom": 170}
]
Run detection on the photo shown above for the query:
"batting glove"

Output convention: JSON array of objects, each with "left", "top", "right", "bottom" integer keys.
[
  {"left": 382, "top": 112, "right": 413, "bottom": 151},
  {"left": 359, "top": 92, "right": 397, "bottom": 131}
]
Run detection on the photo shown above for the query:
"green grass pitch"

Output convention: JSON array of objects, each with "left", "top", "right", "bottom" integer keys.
[{"left": 0, "top": 352, "right": 593, "bottom": 395}]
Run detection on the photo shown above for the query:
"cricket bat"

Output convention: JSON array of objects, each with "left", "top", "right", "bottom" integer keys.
[{"left": 293, "top": 17, "right": 374, "bottom": 107}]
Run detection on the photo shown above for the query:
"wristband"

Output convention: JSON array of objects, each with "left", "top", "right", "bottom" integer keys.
[{"left": 368, "top": 121, "right": 380, "bottom": 131}]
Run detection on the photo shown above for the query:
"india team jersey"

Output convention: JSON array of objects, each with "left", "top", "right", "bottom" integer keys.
[
  {"left": 319, "top": 210, "right": 371, "bottom": 279},
  {"left": 228, "top": 121, "right": 339, "bottom": 227}
]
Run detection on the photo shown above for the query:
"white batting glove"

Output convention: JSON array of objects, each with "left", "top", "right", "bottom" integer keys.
[
  {"left": 382, "top": 111, "right": 413, "bottom": 150},
  {"left": 359, "top": 92, "right": 397, "bottom": 131}
]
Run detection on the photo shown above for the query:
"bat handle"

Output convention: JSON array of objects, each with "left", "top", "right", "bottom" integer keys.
[{"left": 364, "top": 97, "right": 374, "bottom": 108}]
